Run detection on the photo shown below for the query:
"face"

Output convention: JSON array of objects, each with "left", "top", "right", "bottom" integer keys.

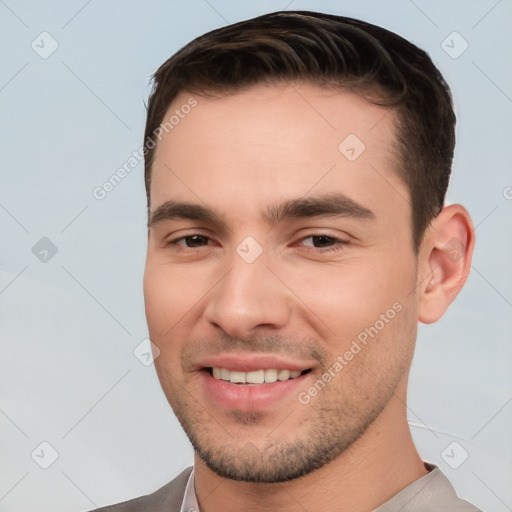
[{"left": 143, "top": 82, "right": 420, "bottom": 483}]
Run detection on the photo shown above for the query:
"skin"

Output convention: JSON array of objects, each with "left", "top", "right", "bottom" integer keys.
[{"left": 143, "top": 81, "right": 474, "bottom": 511}]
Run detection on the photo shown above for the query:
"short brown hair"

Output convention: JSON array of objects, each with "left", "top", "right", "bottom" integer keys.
[{"left": 144, "top": 10, "right": 456, "bottom": 250}]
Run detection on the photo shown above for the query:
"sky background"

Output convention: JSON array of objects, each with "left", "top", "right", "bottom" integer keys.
[{"left": 1, "top": 1, "right": 511, "bottom": 511}]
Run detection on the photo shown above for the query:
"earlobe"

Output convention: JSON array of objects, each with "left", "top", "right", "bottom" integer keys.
[{"left": 418, "top": 204, "right": 475, "bottom": 324}]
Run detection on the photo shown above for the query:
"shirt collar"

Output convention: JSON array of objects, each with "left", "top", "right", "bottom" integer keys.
[{"left": 180, "top": 468, "right": 200, "bottom": 512}]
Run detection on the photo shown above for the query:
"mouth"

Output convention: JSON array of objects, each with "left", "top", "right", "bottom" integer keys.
[
  {"left": 196, "top": 356, "right": 315, "bottom": 412},
  {"left": 207, "top": 367, "right": 312, "bottom": 385}
]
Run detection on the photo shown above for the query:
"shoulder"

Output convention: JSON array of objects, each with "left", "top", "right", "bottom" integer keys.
[
  {"left": 378, "top": 465, "right": 483, "bottom": 512},
  {"left": 87, "top": 467, "right": 193, "bottom": 512},
  {"left": 418, "top": 466, "right": 482, "bottom": 511}
]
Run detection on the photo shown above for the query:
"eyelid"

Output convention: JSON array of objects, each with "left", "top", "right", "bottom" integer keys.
[
  {"left": 164, "top": 227, "right": 214, "bottom": 243},
  {"left": 172, "top": 235, "right": 209, "bottom": 245},
  {"left": 299, "top": 234, "right": 346, "bottom": 243},
  {"left": 295, "top": 228, "right": 351, "bottom": 242},
  {"left": 291, "top": 230, "right": 352, "bottom": 255},
  {"left": 299, "top": 234, "right": 348, "bottom": 247},
  {"left": 167, "top": 234, "right": 214, "bottom": 247}
]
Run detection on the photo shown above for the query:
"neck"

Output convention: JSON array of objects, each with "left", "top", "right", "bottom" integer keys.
[{"left": 193, "top": 386, "right": 427, "bottom": 512}]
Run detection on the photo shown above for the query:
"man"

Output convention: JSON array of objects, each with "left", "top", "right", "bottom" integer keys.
[{"left": 91, "top": 10, "right": 480, "bottom": 512}]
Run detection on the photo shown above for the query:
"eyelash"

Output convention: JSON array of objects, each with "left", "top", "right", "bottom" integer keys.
[
  {"left": 168, "top": 234, "right": 213, "bottom": 248},
  {"left": 167, "top": 234, "right": 348, "bottom": 252},
  {"left": 298, "top": 234, "right": 349, "bottom": 252}
]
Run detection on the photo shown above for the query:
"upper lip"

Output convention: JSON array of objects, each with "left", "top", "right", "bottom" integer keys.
[{"left": 196, "top": 353, "right": 316, "bottom": 373}]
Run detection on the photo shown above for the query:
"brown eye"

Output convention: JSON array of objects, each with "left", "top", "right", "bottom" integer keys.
[
  {"left": 298, "top": 234, "right": 348, "bottom": 253},
  {"left": 174, "top": 235, "right": 210, "bottom": 247},
  {"left": 310, "top": 235, "right": 336, "bottom": 248}
]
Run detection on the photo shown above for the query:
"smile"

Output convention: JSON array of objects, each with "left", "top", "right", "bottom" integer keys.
[{"left": 210, "top": 367, "right": 309, "bottom": 384}]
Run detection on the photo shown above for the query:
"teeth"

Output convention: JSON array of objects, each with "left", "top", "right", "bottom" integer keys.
[
  {"left": 229, "top": 371, "right": 246, "bottom": 383},
  {"left": 277, "top": 369, "right": 290, "bottom": 381},
  {"left": 246, "top": 370, "right": 265, "bottom": 384},
  {"left": 211, "top": 367, "right": 304, "bottom": 384},
  {"left": 264, "top": 369, "right": 277, "bottom": 383}
]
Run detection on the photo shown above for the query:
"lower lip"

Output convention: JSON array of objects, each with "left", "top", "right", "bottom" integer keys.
[{"left": 199, "top": 370, "right": 311, "bottom": 412}]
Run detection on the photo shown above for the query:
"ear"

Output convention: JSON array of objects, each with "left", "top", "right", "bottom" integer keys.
[{"left": 417, "top": 204, "right": 475, "bottom": 324}]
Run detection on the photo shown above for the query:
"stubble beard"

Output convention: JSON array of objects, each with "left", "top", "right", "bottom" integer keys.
[
  {"left": 155, "top": 325, "right": 413, "bottom": 483},
  {"left": 164, "top": 370, "right": 401, "bottom": 483}
]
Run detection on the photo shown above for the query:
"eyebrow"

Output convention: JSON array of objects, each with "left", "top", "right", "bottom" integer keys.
[
  {"left": 148, "top": 201, "right": 226, "bottom": 228},
  {"left": 148, "top": 193, "right": 375, "bottom": 228},
  {"left": 263, "top": 193, "right": 375, "bottom": 224}
]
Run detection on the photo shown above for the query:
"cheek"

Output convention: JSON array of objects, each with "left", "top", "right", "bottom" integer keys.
[
  {"left": 144, "top": 266, "right": 194, "bottom": 389},
  {"left": 143, "top": 263, "right": 200, "bottom": 338},
  {"left": 282, "top": 255, "right": 416, "bottom": 341}
]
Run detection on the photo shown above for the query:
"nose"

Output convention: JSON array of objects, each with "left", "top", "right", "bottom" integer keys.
[{"left": 204, "top": 248, "right": 291, "bottom": 339}]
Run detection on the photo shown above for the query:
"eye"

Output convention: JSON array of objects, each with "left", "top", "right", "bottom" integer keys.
[
  {"left": 298, "top": 234, "right": 348, "bottom": 252},
  {"left": 170, "top": 234, "right": 211, "bottom": 248}
]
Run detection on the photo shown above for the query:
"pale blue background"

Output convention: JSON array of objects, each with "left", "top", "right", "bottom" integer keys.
[{"left": 1, "top": 1, "right": 511, "bottom": 511}]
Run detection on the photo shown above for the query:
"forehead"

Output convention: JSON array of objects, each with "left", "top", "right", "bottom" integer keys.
[{"left": 150, "top": 81, "right": 407, "bottom": 218}]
